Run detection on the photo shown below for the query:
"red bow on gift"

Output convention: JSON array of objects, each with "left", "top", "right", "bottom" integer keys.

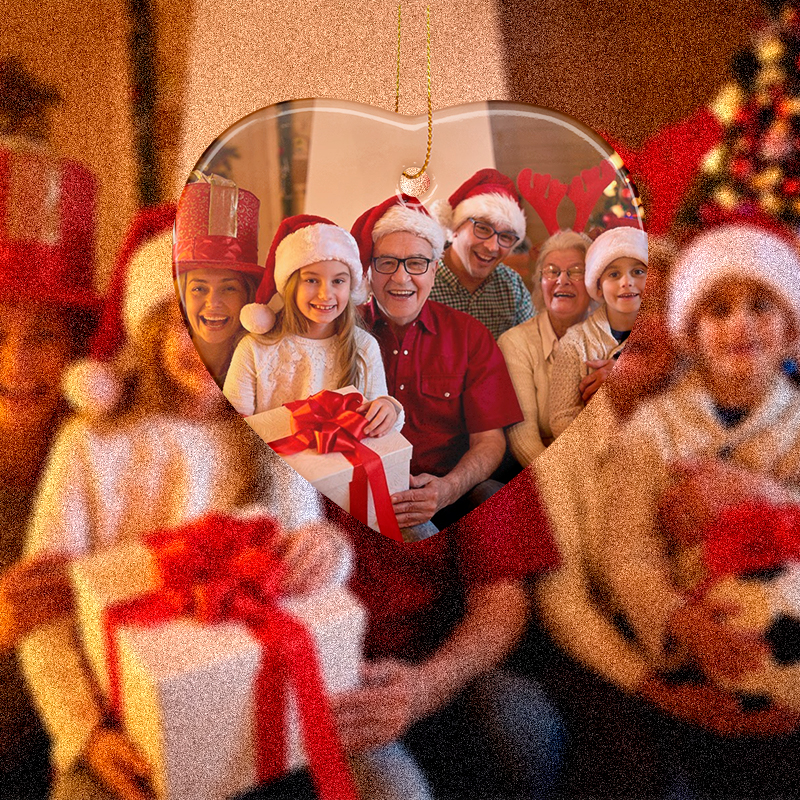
[
  {"left": 103, "top": 513, "right": 358, "bottom": 800},
  {"left": 270, "top": 389, "right": 404, "bottom": 543},
  {"left": 703, "top": 502, "right": 800, "bottom": 579}
]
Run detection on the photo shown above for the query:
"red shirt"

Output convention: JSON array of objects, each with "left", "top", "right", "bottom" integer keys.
[
  {"left": 325, "top": 468, "right": 560, "bottom": 661},
  {"left": 359, "top": 299, "right": 523, "bottom": 477}
]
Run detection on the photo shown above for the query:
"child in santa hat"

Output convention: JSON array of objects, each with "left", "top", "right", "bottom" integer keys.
[
  {"left": 20, "top": 210, "right": 354, "bottom": 800},
  {"left": 548, "top": 226, "right": 648, "bottom": 438},
  {"left": 595, "top": 225, "right": 800, "bottom": 717},
  {"left": 223, "top": 215, "right": 403, "bottom": 435}
]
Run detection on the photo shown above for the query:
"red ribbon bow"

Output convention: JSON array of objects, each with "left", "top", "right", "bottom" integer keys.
[
  {"left": 103, "top": 513, "right": 358, "bottom": 800},
  {"left": 270, "top": 390, "right": 404, "bottom": 543},
  {"left": 703, "top": 502, "right": 800, "bottom": 579}
]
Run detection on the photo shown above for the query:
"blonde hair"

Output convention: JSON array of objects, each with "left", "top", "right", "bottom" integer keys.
[
  {"left": 259, "top": 269, "right": 366, "bottom": 388},
  {"left": 531, "top": 230, "right": 593, "bottom": 311}
]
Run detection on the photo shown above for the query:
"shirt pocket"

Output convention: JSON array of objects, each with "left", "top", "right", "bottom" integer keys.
[{"left": 420, "top": 374, "right": 465, "bottom": 401}]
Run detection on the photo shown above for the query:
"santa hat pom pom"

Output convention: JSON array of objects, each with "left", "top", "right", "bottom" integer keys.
[
  {"left": 429, "top": 198, "right": 454, "bottom": 231},
  {"left": 63, "top": 359, "right": 124, "bottom": 417},
  {"left": 240, "top": 303, "right": 276, "bottom": 334}
]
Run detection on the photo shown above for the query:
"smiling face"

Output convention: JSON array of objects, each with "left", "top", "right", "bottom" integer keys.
[
  {"left": 540, "top": 247, "right": 591, "bottom": 328},
  {"left": 293, "top": 260, "right": 352, "bottom": 339},
  {"left": 599, "top": 257, "right": 648, "bottom": 317},
  {"left": 688, "top": 278, "right": 796, "bottom": 397},
  {"left": 448, "top": 217, "right": 515, "bottom": 289},
  {"left": 160, "top": 301, "right": 221, "bottom": 412},
  {"left": 370, "top": 231, "right": 436, "bottom": 329},
  {"left": 183, "top": 268, "right": 250, "bottom": 345},
  {"left": 0, "top": 299, "right": 73, "bottom": 433}
]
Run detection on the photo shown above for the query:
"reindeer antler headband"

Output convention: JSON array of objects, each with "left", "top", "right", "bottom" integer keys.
[{"left": 517, "top": 159, "right": 618, "bottom": 235}]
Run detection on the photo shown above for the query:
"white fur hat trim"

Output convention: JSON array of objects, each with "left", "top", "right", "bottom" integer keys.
[
  {"left": 274, "top": 223, "right": 365, "bottom": 300},
  {"left": 240, "top": 303, "right": 277, "bottom": 335},
  {"left": 63, "top": 359, "right": 123, "bottom": 417},
  {"left": 668, "top": 225, "right": 800, "bottom": 335},
  {"left": 585, "top": 227, "right": 649, "bottom": 302},
  {"left": 372, "top": 204, "right": 446, "bottom": 260},
  {"left": 450, "top": 192, "right": 527, "bottom": 241},
  {"left": 123, "top": 230, "right": 176, "bottom": 339}
]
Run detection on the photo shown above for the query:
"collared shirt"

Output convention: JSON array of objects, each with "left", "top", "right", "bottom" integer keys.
[
  {"left": 429, "top": 260, "right": 535, "bottom": 340},
  {"left": 360, "top": 298, "right": 523, "bottom": 477}
]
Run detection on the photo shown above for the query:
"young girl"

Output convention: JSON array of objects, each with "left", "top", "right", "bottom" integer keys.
[
  {"left": 224, "top": 215, "right": 403, "bottom": 436},
  {"left": 174, "top": 174, "right": 263, "bottom": 388},
  {"left": 596, "top": 224, "right": 800, "bottom": 696},
  {"left": 548, "top": 226, "right": 648, "bottom": 438},
  {"left": 20, "top": 214, "right": 351, "bottom": 800}
]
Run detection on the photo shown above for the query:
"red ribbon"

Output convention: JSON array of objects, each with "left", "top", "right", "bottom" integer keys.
[
  {"left": 102, "top": 513, "right": 358, "bottom": 800},
  {"left": 270, "top": 390, "right": 404, "bottom": 543},
  {"left": 703, "top": 502, "right": 800, "bottom": 579},
  {"left": 174, "top": 234, "right": 258, "bottom": 265}
]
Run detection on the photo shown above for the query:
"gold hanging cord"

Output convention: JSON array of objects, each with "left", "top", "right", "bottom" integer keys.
[{"left": 396, "top": 3, "right": 432, "bottom": 179}]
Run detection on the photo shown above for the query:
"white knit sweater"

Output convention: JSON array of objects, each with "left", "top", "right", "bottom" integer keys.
[
  {"left": 548, "top": 305, "right": 626, "bottom": 439},
  {"left": 596, "top": 370, "right": 800, "bottom": 666},
  {"left": 534, "top": 387, "right": 652, "bottom": 692},
  {"left": 20, "top": 414, "right": 338, "bottom": 772},
  {"left": 223, "top": 328, "right": 404, "bottom": 432}
]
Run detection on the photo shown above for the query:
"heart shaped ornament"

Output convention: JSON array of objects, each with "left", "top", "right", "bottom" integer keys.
[{"left": 174, "top": 100, "right": 643, "bottom": 541}]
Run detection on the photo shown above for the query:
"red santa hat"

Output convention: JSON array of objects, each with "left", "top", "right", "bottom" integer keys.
[
  {"left": 240, "top": 214, "right": 364, "bottom": 334},
  {"left": 431, "top": 168, "right": 527, "bottom": 240},
  {"left": 63, "top": 204, "right": 177, "bottom": 416},
  {"left": 585, "top": 227, "right": 649, "bottom": 302},
  {"left": 668, "top": 224, "right": 800, "bottom": 336},
  {"left": 350, "top": 194, "right": 445, "bottom": 272}
]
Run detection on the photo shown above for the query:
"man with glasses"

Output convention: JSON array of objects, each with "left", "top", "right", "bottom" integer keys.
[
  {"left": 351, "top": 194, "right": 523, "bottom": 532},
  {"left": 335, "top": 194, "right": 562, "bottom": 800},
  {"left": 430, "top": 169, "right": 534, "bottom": 340}
]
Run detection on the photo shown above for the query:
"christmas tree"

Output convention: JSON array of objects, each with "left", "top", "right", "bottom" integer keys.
[{"left": 678, "top": 1, "right": 800, "bottom": 230}]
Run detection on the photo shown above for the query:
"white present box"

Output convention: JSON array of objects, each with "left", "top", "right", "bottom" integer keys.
[
  {"left": 246, "top": 387, "right": 412, "bottom": 534},
  {"left": 72, "top": 539, "right": 365, "bottom": 800}
]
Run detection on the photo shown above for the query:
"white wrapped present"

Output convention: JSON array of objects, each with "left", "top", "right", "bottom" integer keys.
[
  {"left": 72, "top": 534, "right": 365, "bottom": 800},
  {"left": 246, "top": 387, "right": 411, "bottom": 538}
]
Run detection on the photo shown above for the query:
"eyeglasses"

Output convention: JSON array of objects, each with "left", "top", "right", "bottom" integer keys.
[
  {"left": 371, "top": 256, "right": 433, "bottom": 275},
  {"left": 541, "top": 266, "right": 586, "bottom": 282},
  {"left": 468, "top": 218, "right": 520, "bottom": 249}
]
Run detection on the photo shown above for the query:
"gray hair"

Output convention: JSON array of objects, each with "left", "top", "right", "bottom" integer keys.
[{"left": 531, "top": 230, "right": 593, "bottom": 311}]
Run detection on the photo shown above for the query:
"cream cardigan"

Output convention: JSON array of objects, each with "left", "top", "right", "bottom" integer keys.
[{"left": 498, "top": 312, "right": 560, "bottom": 466}]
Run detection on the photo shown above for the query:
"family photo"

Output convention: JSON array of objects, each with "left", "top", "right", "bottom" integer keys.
[
  {"left": 182, "top": 98, "right": 645, "bottom": 539},
  {"left": 5, "top": 0, "right": 800, "bottom": 799}
]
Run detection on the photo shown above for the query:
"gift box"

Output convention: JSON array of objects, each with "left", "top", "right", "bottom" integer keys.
[
  {"left": 246, "top": 387, "right": 412, "bottom": 539},
  {"left": 72, "top": 533, "right": 365, "bottom": 800}
]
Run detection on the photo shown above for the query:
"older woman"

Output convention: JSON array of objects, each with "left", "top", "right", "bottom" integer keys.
[
  {"left": 175, "top": 177, "right": 263, "bottom": 387},
  {"left": 497, "top": 230, "right": 593, "bottom": 466}
]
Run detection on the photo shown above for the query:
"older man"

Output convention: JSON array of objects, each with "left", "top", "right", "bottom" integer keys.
[
  {"left": 431, "top": 169, "right": 534, "bottom": 340},
  {"left": 321, "top": 194, "right": 564, "bottom": 800},
  {"left": 351, "top": 194, "right": 523, "bottom": 530}
]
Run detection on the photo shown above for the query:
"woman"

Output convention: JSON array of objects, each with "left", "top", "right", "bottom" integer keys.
[
  {"left": 174, "top": 176, "right": 263, "bottom": 387},
  {"left": 0, "top": 148, "right": 102, "bottom": 799},
  {"left": 22, "top": 205, "right": 353, "bottom": 800},
  {"left": 497, "top": 230, "right": 593, "bottom": 466}
]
